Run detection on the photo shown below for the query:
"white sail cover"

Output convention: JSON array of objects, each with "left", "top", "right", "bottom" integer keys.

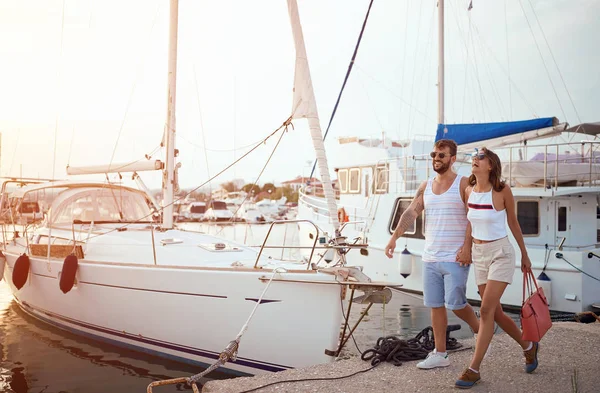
[{"left": 287, "top": 0, "right": 340, "bottom": 231}]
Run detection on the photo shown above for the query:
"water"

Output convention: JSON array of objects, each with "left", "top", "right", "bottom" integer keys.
[{"left": 0, "top": 223, "right": 520, "bottom": 392}]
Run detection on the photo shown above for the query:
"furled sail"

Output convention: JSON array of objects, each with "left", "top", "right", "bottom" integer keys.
[{"left": 287, "top": 0, "right": 340, "bottom": 231}]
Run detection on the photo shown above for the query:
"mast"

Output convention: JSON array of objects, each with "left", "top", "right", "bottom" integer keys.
[
  {"left": 287, "top": 0, "right": 340, "bottom": 232},
  {"left": 163, "top": 0, "right": 179, "bottom": 229},
  {"left": 438, "top": 0, "right": 445, "bottom": 127}
]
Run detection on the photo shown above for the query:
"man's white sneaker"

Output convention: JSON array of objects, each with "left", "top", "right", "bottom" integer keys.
[
  {"left": 416, "top": 349, "right": 450, "bottom": 369},
  {"left": 473, "top": 333, "right": 491, "bottom": 359}
]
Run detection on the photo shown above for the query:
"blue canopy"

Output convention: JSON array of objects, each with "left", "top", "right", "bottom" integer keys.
[{"left": 436, "top": 117, "right": 557, "bottom": 145}]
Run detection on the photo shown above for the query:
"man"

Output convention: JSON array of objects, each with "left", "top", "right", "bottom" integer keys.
[{"left": 385, "top": 139, "right": 479, "bottom": 369}]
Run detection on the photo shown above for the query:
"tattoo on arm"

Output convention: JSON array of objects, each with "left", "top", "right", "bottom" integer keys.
[{"left": 393, "top": 184, "right": 425, "bottom": 239}]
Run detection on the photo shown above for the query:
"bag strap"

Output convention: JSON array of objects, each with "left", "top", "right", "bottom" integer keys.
[{"left": 522, "top": 270, "right": 539, "bottom": 304}]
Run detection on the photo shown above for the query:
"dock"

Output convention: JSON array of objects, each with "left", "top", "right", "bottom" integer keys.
[{"left": 202, "top": 322, "right": 600, "bottom": 392}]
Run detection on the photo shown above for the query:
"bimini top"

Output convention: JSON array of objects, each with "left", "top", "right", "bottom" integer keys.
[
  {"left": 8, "top": 181, "right": 155, "bottom": 225},
  {"left": 8, "top": 180, "right": 145, "bottom": 199}
]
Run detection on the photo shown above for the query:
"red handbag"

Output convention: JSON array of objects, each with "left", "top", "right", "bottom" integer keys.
[{"left": 521, "top": 270, "right": 552, "bottom": 342}]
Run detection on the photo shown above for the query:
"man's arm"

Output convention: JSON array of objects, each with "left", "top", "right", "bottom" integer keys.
[
  {"left": 390, "top": 181, "right": 426, "bottom": 241},
  {"left": 385, "top": 181, "right": 426, "bottom": 258}
]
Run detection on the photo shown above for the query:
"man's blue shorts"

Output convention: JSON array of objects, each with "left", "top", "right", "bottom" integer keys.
[{"left": 423, "top": 262, "right": 470, "bottom": 310}]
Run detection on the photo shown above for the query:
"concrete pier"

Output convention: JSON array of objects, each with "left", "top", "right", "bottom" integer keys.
[{"left": 203, "top": 322, "right": 600, "bottom": 393}]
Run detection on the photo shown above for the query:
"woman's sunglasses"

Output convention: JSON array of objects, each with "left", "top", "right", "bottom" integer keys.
[
  {"left": 473, "top": 153, "right": 486, "bottom": 160},
  {"left": 430, "top": 152, "right": 453, "bottom": 159}
]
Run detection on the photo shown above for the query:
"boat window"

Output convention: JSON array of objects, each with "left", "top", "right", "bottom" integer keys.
[
  {"left": 190, "top": 205, "right": 206, "bottom": 214},
  {"left": 558, "top": 206, "right": 567, "bottom": 232},
  {"left": 349, "top": 168, "right": 361, "bottom": 194},
  {"left": 52, "top": 188, "right": 153, "bottom": 224},
  {"left": 374, "top": 165, "right": 389, "bottom": 194},
  {"left": 338, "top": 169, "right": 348, "bottom": 193},
  {"left": 211, "top": 201, "right": 227, "bottom": 210},
  {"left": 516, "top": 201, "right": 539, "bottom": 236},
  {"left": 388, "top": 198, "right": 424, "bottom": 239},
  {"left": 20, "top": 201, "right": 40, "bottom": 213}
]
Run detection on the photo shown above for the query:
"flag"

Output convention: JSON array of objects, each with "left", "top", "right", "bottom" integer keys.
[{"left": 468, "top": 0, "right": 473, "bottom": 11}]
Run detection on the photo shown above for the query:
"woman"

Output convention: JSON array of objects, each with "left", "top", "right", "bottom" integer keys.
[{"left": 455, "top": 147, "right": 538, "bottom": 389}]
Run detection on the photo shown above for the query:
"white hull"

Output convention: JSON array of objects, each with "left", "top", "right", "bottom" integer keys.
[{"left": 2, "top": 241, "right": 343, "bottom": 376}]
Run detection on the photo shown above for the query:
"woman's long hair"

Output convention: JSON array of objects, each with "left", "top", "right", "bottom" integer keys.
[{"left": 468, "top": 147, "right": 506, "bottom": 192}]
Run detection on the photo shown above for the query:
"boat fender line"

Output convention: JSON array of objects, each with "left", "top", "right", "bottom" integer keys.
[
  {"left": 337, "top": 207, "right": 349, "bottom": 223},
  {"left": 59, "top": 254, "right": 79, "bottom": 294},
  {"left": 12, "top": 254, "right": 30, "bottom": 290},
  {"left": 0, "top": 251, "right": 6, "bottom": 280},
  {"left": 147, "top": 267, "right": 288, "bottom": 393}
]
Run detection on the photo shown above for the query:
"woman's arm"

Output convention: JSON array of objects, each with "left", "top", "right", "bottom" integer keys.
[
  {"left": 503, "top": 185, "right": 532, "bottom": 271},
  {"left": 457, "top": 184, "right": 473, "bottom": 266}
]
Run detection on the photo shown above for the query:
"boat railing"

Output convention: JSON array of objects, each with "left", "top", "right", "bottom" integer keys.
[
  {"left": 253, "top": 219, "right": 321, "bottom": 269},
  {"left": 298, "top": 188, "right": 371, "bottom": 222},
  {"left": 371, "top": 140, "right": 600, "bottom": 192}
]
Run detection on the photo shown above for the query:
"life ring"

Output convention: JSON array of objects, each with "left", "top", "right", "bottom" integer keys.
[{"left": 337, "top": 207, "right": 349, "bottom": 223}]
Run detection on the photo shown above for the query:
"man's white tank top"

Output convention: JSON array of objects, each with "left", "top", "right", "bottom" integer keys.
[{"left": 422, "top": 175, "right": 468, "bottom": 263}]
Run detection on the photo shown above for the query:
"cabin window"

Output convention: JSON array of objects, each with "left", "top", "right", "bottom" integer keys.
[
  {"left": 338, "top": 169, "right": 348, "bottom": 193},
  {"left": 349, "top": 168, "right": 361, "bottom": 194},
  {"left": 388, "top": 198, "right": 424, "bottom": 239},
  {"left": 375, "top": 165, "right": 389, "bottom": 194},
  {"left": 558, "top": 206, "right": 567, "bottom": 232},
  {"left": 190, "top": 205, "right": 206, "bottom": 214},
  {"left": 516, "top": 201, "right": 539, "bottom": 236}
]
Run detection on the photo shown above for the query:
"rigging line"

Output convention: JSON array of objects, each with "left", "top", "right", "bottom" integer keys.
[
  {"left": 526, "top": 0, "right": 581, "bottom": 125},
  {"left": 461, "top": 7, "right": 472, "bottom": 122},
  {"left": 469, "top": 23, "right": 537, "bottom": 116},
  {"left": 517, "top": 0, "right": 567, "bottom": 122},
  {"left": 83, "top": 121, "right": 290, "bottom": 241},
  {"left": 505, "top": 0, "right": 512, "bottom": 119},
  {"left": 398, "top": 0, "right": 410, "bottom": 140},
  {"left": 356, "top": 74, "right": 385, "bottom": 135},
  {"left": 107, "top": 1, "right": 161, "bottom": 170},
  {"left": 406, "top": 0, "right": 424, "bottom": 137},
  {"left": 308, "top": 0, "right": 374, "bottom": 180},
  {"left": 67, "top": 125, "right": 76, "bottom": 166},
  {"left": 223, "top": 122, "right": 289, "bottom": 228},
  {"left": 52, "top": 0, "right": 66, "bottom": 181},
  {"left": 176, "top": 133, "right": 267, "bottom": 153},
  {"left": 408, "top": 3, "right": 435, "bottom": 136},
  {"left": 192, "top": 64, "right": 212, "bottom": 194},
  {"left": 468, "top": 13, "right": 490, "bottom": 122},
  {"left": 7, "top": 130, "right": 21, "bottom": 177},
  {"left": 354, "top": 65, "right": 435, "bottom": 122},
  {"left": 472, "top": 28, "right": 507, "bottom": 120}
]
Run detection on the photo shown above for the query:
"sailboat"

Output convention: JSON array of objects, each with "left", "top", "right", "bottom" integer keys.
[
  {"left": 0, "top": 0, "right": 386, "bottom": 376},
  {"left": 298, "top": 0, "right": 600, "bottom": 314}
]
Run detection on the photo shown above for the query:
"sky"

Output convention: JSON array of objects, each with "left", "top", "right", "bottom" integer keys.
[{"left": 0, "top": 0, "right": 598, "bottom": 191}]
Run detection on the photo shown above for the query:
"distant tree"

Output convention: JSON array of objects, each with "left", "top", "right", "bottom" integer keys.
[
  {"left": 262, "top": 183, "right": 276, "bottom": 194},
  {"left": 188, "top": 191, "right": 208, "bottom": 201},
  {"left": 272, "top": 186, "right": 294, "bottom": 201},
  {"left": 288, "top": 192, "right": 299, "bottom": 203},
  {"left": 242, "top": 183, "right": 261, "bottom": 195},
  {"left": 221, "top": 182, "right": 238, "bottom": 193}
]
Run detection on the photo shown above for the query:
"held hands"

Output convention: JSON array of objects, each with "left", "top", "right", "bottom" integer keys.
[
  {"left": 385, "top": 237, "right": 396, "bottom": 259},
  {"left": 456, "top": 247, "right": 472, "bottom": 267},
  {"left": 521, "top": 254, "right": 532, "bottom": 272}
]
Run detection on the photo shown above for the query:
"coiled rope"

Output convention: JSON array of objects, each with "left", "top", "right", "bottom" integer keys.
[{"left": 360, "top": 325, "right": 463, "bottom": 367}]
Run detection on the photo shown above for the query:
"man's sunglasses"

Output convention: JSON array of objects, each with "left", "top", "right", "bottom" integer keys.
[{"left": 430, "top": 152, "right": 453, "bottom": 159}]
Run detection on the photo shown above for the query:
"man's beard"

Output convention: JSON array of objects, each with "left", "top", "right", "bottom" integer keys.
[{"left": 433, "top": 161, "right": 450, "bottom": 174}]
